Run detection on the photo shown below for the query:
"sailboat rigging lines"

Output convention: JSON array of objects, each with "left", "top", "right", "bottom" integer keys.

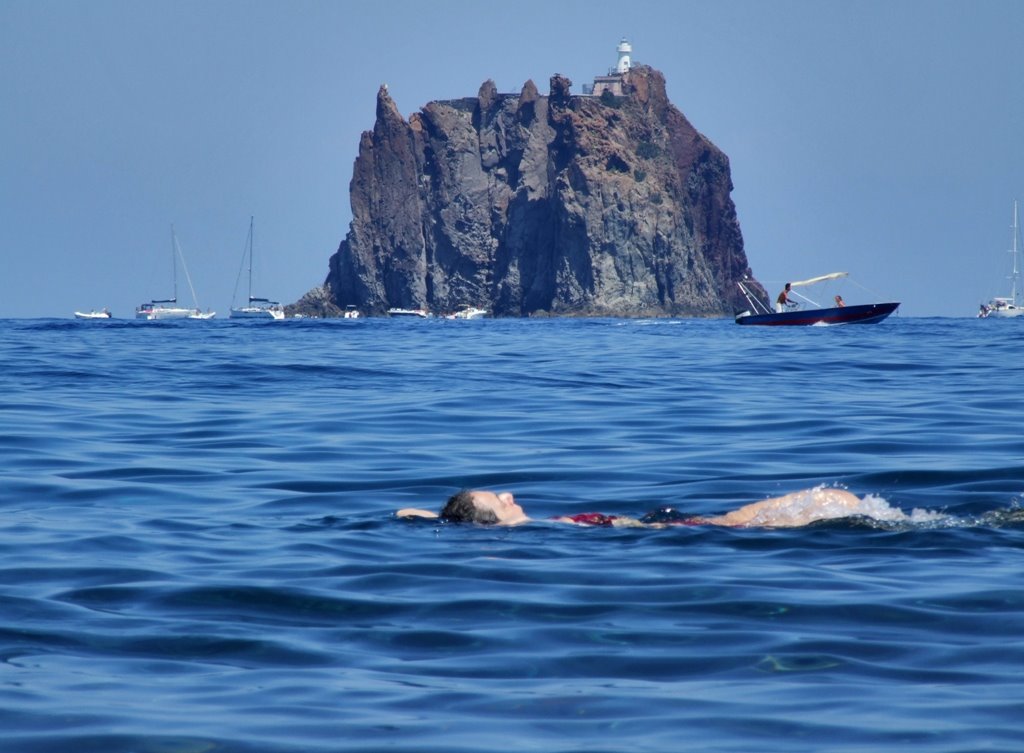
[
  {"left": 979, "top": 200, "right": 1023, "bottom": 318},
  {"left": 230, "top": 217, "right": 284, "bottom": 320},
  {"left": 136, "top": 226, "right": 215, "bottom": 320}
]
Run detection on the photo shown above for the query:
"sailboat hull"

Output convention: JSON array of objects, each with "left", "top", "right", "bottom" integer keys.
[
  {"left": 229, "top": 306, "right": 285, "bottom": 320},
  {"left": 735, "top": 302, "right": 900, "bottom": 326},
  {"left": 136, "top": 304, "right": 214, "bottom": 320},
  {"left": 982, "top": 306, "right": 1024, "bottom": 318}
]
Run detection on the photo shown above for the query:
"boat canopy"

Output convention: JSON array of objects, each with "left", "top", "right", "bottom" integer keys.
[{"left": 789, "top": 272, "right": 848, "bottom": 288}]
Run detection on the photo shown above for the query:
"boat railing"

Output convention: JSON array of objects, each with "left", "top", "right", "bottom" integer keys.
[{"left": 736, "top": 280, "right": 773, "bottom": 315}]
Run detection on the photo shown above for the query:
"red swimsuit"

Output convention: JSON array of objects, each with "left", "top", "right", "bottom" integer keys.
[
  {"left": 560, "top": 512, "right": 703, "bottom": 526},
  {"left": 563, "top": 513, "right": 620, "bottom": 526}
]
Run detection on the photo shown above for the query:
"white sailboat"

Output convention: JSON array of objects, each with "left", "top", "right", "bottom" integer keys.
[
  {"left": 136, "top": 226, "right": 216, "bottom": 320},
  {"left": 980, "top": 200, "right": 1024, "bottom": 318},
  {"left": 230, "top": 217, "right": 284, "bottom": 320}
]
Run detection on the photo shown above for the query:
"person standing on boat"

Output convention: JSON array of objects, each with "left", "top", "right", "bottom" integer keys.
[
  {"left": 834, "top": 295, "right": 845, "bottom": 307},
  {"left": 776, "top": 283, "right": 795, "bottom": 313}
]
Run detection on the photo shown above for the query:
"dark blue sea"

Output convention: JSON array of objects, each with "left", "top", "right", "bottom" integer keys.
[{"left": 3, "top": 316, "right": 1024, "bottom": 752}]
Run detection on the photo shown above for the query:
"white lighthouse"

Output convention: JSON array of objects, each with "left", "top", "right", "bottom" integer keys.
[
  {"left": 615, "top": 38, "right": 632, "bottom": 74},
  {"left": 585, "top": 38, "right": 634, "bottom": 97}
]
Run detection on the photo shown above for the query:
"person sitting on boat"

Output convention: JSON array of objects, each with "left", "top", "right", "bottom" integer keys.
[
  {"left": 834, "top": 295, "right": 845, "bottom": 307},
  {"left": 776, "top": 283, "right": 796, "bottom": 313},
  {"left": 396, "top": 486, "right": 925, "bottom": 528}
]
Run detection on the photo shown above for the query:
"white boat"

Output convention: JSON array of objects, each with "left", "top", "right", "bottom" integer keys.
[
  {"left": 388, "top": 308, "right": 429, "bottom": 318},
  {"left": 137, "top": 226, "right": 216, "bottom": 320},
  {"left": 136, "top": 302, "right": 216, "bottom": 320},
  {"left": 74, "top": 308, "right": 112, "bottom": 320},
  {"left": 343, "top": 305, "right": 361, "bottom": 319},
  {"left": 980, "top": 200, "right": 1024, "bottom": 318},
  {"left": 230, "top": 217, "right": 285, "bottom": 320},
  {"left": 444, "top": 306, "right": 488, "bottom": 320}
]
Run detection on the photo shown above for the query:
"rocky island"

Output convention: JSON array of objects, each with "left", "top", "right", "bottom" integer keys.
[{"left": 292, "top": 43, "right": 765, "bottom": 318}]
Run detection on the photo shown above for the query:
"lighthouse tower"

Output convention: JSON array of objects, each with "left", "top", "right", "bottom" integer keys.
[
  {"left": 615, "top": 38, "right": 632, "bottom": 74},
  {"left": 585, "top": 38, "right": 634, "bottom": 97}
]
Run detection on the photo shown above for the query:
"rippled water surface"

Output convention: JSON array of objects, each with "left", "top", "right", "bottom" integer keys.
[{"left": 3, "top": 316, "right": 1024, "bottom": 752}]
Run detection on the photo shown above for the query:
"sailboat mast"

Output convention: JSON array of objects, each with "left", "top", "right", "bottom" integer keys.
[
  {"left": 1011, "top": 200, "right": 1020, "bottom": 306},
  {"left": 170, "top": 224, "right": 178, "bottom": 303},
  {"left": 248, "top": 216, "right": 254, "bottom": 303}
]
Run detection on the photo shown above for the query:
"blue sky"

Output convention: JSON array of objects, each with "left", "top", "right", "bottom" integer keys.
[{"left": 3, "top": 0, "right": 1022, "bottom": 318}]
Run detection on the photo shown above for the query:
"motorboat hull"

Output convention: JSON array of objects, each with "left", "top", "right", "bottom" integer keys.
[
  {"left": 388, "top": 308, "right": 429, "bottom": 318},
  {"left": 735, "top": 301, "right": 900, "bottom": 326},
  {"left": 444, "top": 307, "right": 488, "bottom": 320}
]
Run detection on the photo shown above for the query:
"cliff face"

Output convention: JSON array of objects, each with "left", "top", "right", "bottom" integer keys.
[{"left": 315, "top": 66, "right": 764, "bottom": 317}]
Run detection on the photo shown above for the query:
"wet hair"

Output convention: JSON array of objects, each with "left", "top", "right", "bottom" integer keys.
[
  {"left": 440, "top": 489, "right": 499, "bottom": 524},
  {"left": 640, "top": 507, "right": 699, "bottom": 525}
]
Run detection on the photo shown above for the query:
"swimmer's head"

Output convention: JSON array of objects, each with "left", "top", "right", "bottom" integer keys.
[
  {"left": 440, "top": 489, "right": 528, "bottom": 526},
  {"left": 639, "top": 507, "right": 701, "bottom": 525},
  {"left": 440, "top": 490, "right": 492, "bottom": 523}
]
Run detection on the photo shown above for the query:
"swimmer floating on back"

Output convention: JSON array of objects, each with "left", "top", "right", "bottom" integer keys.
[{"left": 397, "top": 486, "right": 941, "bottom": 528}]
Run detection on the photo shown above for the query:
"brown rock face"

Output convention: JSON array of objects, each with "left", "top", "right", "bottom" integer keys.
[{"left": 312, "top": 66, "right": 764, "bottom": 317}]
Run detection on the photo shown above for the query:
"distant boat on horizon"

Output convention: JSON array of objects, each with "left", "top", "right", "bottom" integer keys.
[
  {"left": 230, "top": 216, "right": 284, "bottom": 320},
  {"left": 443, "top": 306, "right": 488, "bottom": 320},
  {"left": 979, "top": 200, "right": 1024, "bottom": 318},
  {"left": 74, "top": 308, "right": 112, "bottom": 320},
  {"left": 136, "top": 226, "right": 216, "bottom": 320},
  {"left": 387, "top": 308, "right": 429, "bottom": 318}
]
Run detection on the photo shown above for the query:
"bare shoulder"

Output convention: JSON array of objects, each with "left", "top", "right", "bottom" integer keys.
[
  {"left": 396, "top": 508, "right": 438, "bottom": 520},
  {"left": 716, "top": 487, "right": 862, "bottom": 527}
]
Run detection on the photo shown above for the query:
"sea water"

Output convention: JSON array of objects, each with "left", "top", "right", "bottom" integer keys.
[{"left": 2, "top": 316, "right": 1023, "bottom": 752}]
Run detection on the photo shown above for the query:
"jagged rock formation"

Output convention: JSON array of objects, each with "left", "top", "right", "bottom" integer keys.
[
  {"left": 285, "top": 285, "right": 342, "bottom": 319},
  {"left": 303, "top": 65, "right": 764, "bottom": 317}
]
